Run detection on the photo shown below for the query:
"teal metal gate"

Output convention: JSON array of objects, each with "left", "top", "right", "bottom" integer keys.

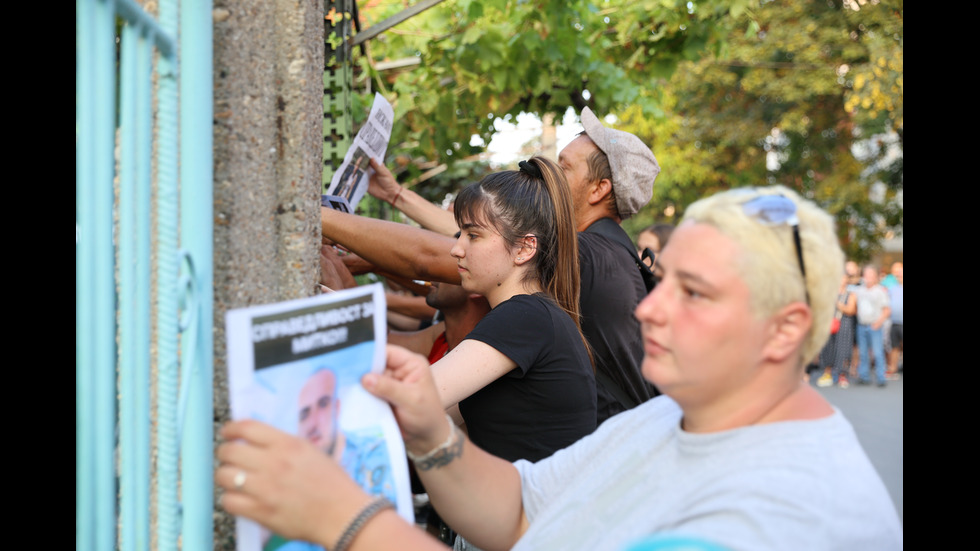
[{"left": 76, "top": 0, "right": 214, "bottom": 549}]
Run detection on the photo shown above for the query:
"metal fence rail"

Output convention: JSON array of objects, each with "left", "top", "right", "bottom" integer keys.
[{"left": 76, "top": 1, "right": 213, "bottom": 549}]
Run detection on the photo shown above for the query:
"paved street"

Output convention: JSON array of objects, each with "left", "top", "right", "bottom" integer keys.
[{"left": 816, "top": 374, "right": 903, "bottom": 523}]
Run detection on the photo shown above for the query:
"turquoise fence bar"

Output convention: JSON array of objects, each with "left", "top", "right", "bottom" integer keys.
[
  {"left": 117, "top": 21, "right": 138, "bottom": 551},
  {"left": 76, "top": 1, "right": 117, "bottom": 549},
  {"left": 177, "top": 0, "right": 214, "bottom": 548},
  {"left": 133, "top": 20, "right": 154, "bottom": 550},
  {"left": 155, "top": 0, "right": 180, "bottom": 546},
  {"left": 118, "top": 17, "right": 154, "bottom": 551},
  {"left": 76, "top": 0, "right": 212, "bottom": 549}
]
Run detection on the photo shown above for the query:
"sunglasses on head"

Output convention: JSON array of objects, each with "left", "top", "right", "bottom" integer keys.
[{"left": 740, "top": 193, "right": 809, "bottom": 305}]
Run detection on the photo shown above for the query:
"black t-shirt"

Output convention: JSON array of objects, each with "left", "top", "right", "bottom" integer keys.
[
  {"left": 460, "top": 293, "right": 597, "bottom": 463},
  {"left": 578, "top": 228, "right": 659, "bottom": 424}
]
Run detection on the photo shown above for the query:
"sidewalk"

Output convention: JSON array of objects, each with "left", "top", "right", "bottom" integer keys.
[{"left": 814, "top": 372, "right": 903, "bottom": 523}]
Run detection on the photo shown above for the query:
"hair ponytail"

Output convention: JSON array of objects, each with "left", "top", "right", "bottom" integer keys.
[{"left": 524, "top": 157, "right": 581, "bottom": 325}]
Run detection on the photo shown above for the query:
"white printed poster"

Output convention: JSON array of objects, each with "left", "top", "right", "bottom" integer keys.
[
  {"left": 325, "top": 92, "right": 394, "bottom": 212},
  {"left": 225, "top": 283, "right": 412, "bottom": 551}
]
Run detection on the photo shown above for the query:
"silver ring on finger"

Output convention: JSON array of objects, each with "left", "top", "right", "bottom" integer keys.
[{"left": 233, "top": 469, "right": 247, "bottom": 490}]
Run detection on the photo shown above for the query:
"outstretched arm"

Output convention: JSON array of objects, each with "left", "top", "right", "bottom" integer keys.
[
  {"left": 386, "top": 292, "right": 437, "bottom": 321},
  {"left": 367, "top": 345, "right": 529, "bottom": 550},
  {"left": 429, "top": 339, "right": 518, "bottom": 409},
  {"left": 388, "top": 321, "right": 443, "bottom": 357},
  {"left": 367, "top": 158, "right": 459, "bottom": 237},
  {"left": 321, "top": 206, "right": 461, "bottom": 285},
  {"left": 333, "top": 249, "right": 437, "bottom": 296}
]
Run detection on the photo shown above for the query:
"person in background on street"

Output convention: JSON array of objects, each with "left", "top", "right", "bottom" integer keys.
[
  {"left": 885, "top": 261, "right": 903, "bottom": 379},
  {"left": 216, "top": 185, "right": 902, "bottom": 551},
  {"left": 880, "top": 264, "right": 898, "bottom": 288},
  {"left": 843, "top": 261, "right": 863, "bottom": 379},
  {"left": 877, "top": 266, "right": 893, "bottom": 365},
  {"left": 816, "top": 267, "right": 858, "bottom": 388},
  {"left": 635, "top": 223, "right": 674, "bottom": 282},
  {"left": 835, "top": 262, "right": 860, "bottom": 387},
  {"left": 853, "top": 264, "right": 891, "bottom": 386}
]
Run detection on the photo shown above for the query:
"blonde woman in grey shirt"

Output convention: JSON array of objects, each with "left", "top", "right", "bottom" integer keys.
[{"left": 216, "top": 186, "right": 902, "bottom": 551}]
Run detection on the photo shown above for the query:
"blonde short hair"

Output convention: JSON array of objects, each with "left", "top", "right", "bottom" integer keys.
[{"left": 681, "top": 185, "right": 843, "bottom": 365}]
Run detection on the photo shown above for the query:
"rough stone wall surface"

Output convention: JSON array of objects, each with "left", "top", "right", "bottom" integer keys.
[{"left": 211, "top": 2, "right": 324, "bottom": 548}]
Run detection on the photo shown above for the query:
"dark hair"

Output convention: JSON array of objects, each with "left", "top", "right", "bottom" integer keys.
[
  {"left": 453, "top": 157, "right": 586, "bottom": 342},
  {"left": 639, "top": 223, "right": 675, "bottom": 252}
]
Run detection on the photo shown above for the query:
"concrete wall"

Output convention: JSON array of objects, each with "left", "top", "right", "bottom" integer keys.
[{"left": 211, "top": 1, "right": 324, "bottom": 547}]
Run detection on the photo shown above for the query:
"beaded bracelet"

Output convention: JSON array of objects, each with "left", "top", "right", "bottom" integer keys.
[
  {"left": 389, "top": 186, "right": 404, "bottom": 206},
  {"left": 333, "top": 496, "right": 394, "bottom": 551},
  {"left": 406, "top": 414, "right": 457, "bottom": 464}
]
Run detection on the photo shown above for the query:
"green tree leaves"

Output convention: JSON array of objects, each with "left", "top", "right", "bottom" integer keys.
[
  {"left": 349, "top": 0, "right": 901, "bottom": 260},
  {"left": 618, "top": 0, "right": 902, "bottom": 261}
]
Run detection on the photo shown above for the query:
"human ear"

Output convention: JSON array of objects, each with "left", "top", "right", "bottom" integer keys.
[
  {"left": 515, "top": 234, "right": 538, "bottom": 265},
  {"left": 762, "top": 303, "right": 811, "bottom": 364},
  {"left": 588, "top": 178, "right": 613, "bottom": 206}
]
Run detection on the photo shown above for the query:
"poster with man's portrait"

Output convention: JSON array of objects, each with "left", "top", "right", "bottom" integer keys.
[{"left": 226, "top": 283, "right": 412, "bottom": 551}]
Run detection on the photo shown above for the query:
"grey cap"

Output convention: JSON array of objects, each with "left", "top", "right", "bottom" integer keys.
[{"left": 580, "top": 107, "right": 660, "bottom": 219}]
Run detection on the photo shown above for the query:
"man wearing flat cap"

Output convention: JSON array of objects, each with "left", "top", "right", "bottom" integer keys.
[{"left": 559, "top": 107, "right": 662, "bottom": 422}]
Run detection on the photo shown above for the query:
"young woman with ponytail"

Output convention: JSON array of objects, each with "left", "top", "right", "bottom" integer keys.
[{"left": 433, "top": 156, "right": 596, "bottom": 466}]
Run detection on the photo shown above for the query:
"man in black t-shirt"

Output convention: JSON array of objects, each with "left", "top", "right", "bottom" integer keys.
[{"left": 557, "top": 107, "right": 661, "bottom": 422}]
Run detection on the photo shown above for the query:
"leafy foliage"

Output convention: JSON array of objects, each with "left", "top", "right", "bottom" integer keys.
[
  {"left": 619, "top": 0, "right": 903, "bottom": 262},
  {"left": 350, "top": 0, "right": 745, "bottom": 205},
  {"left": 345, "top": 0, "right": 902, "bottom": 261}
]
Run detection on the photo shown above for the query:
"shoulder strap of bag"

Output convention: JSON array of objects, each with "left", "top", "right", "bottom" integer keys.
[{"left": 584, "top": 218, "right": 657, "bottom": 293}]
